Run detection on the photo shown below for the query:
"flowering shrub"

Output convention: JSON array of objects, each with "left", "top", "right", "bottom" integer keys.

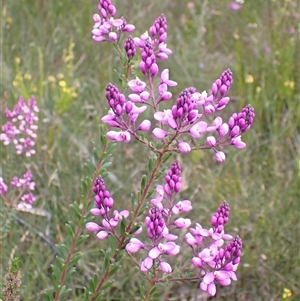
[
  {"left": 81, "top": 0, "right": 255, "bottom": 299},
  {"left": 0, "top": 96, "right": 38, "bottom": 210}
]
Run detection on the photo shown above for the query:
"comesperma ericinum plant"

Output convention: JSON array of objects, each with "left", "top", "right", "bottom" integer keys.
[
  {"left": 37, "top": 1, "right": 255, "bottom": 300},
  {"left": 83, "top": 1, "right": 255, "bottom": 300}
]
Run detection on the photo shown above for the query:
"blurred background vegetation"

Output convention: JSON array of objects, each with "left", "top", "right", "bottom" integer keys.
[{"left": 1, "top": 0, "right": 299, "bottom": 300}]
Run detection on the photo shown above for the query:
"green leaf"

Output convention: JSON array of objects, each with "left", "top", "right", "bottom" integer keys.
[
  {"left": 76, "top": 234, "right": 89, "bottom": 247},
  {"left": 108, "top": 264, "right": 119, "bottom": 277},
  {"left": 140, "top": 174, "right": 147, "bottom": 191},
  {"left": 139, "top": 286, "right": 146, "bottom": 298},
  {"left": 58, "top": 285, "right": 72, "bottom": 299},
  {"left": 64, "top": 266, "right": 76, "bottom": 283},
  {"left": 138, "top": 202, "right": 148, "bottom": 217},
  {"left": 115, "top": 251, "right": 124, "bottom": 262},
  {"left": 101, "top": 280, "right": 114, "bottom": 290},
  {"left": 69, "top": 252, "right": 83, "bottom": 266},
  {"left": 81, "top": 178, "right": 88, "bottom": 197},
  {"left": 149, "top": 286, "right": 157, "bottom": 297},
  {"left": 130, "top": 194, "right": 136, "bottom": 211},
  {"left": 92, "top": 147, "right": 99, "bottom": 165},
  {"left": 106, "top": 142, "right": 116, "bottom": 154},
  {"left": 147, "top": 157, "right": 155, "bottom": 174},
  {"left": 102, "top": 255, "right": 110, "bottom": 273},
  {"left": 65, "top": 222, "right": 75, "bottom": 238},
  {"left": 120, "top": 219, "right": 126, "bottom": 236},
  {"left": 101, "top": 161, "right": 112, "bottom": 170},
  {"left": 44, "top": 290, "right": 54, "bottom": 301},
  {"left": 129, "top": 223, "right": 142, "bottom": 234},
  {"left": 71, "top": 202, "right": 82, "bottom": 219},
  {"left": 162, "top": 153, "right": 173, "bottom": 163}
]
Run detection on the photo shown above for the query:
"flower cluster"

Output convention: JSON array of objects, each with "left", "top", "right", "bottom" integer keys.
[
  {"left": 126, "top": 161, "right": 192, "bottom": 274},
  {"left": 0, "top": 170, "right": 36, "bottom": 208},
  {"left": 1, "top": 96, "right": 38, "bottom": 208},
  {"left": 86, "top": 176, "right": 129, "bottom": 240},
  {"left": 0, "top": 96, "right": 39, "bottom": 157},
  {"left": 92, "top": 5, "right": 255, "bottom": 162},
  {"left": 92, "top": 0, "right": 135, "bottom": 43},
  {"left": 186, "top": 201, "right": 242, "bottom": 296},
  {"left": 89, "top": 0, "right": 254, "bottom": 297}
]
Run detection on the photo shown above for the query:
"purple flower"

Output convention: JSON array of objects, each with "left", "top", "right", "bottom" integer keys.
[
  {"left": 126, "top": 238, "right": 145, "bottom": 253},
  {"left": 152, "top": 128, "right": 168, "bottom": 139},
  {"left": 1, "top": 96, "right": 39, "bottom": 157},
  {"left": 177, "top": 141, "right": 191, "bottom": 153},
  {"left": 128, "top": 78, "right": 146, "bottom": 93},
  {"left": 215, "top": 151, "right": 226, "bottom": 163},
  {"left": 149, "top": 14, "right": 168, "bottom": 44},
  {"left": 0, "top": 178, "right": 8, "bottom": 196},
  {"left": 140, "top": 257, "right": 154, "bottom": 272},
  {"left": 189, "top": 121, "right": 207, "bottom": 138},
  {"left": 229, "top": 2, "right": 242, "bottom": 11},
  {"left": 228, "top": 104, "right": 255, "bottom": 135},
  {"left": 139, "top": 39, "right": 159, "bottom": 77},
  {"left": 164, "top": 160, "right": 181, "bottom": 196},
  {"left": 124, "top": 35, "right": 136, "bottom": 60},
  {"left": 93, "top": 176, "right": 114, "bottom": 214},
  {"left": 172, "top": 200, "right": 192, "bottom": 214},
  {"left": 106, "top": 130, "right": 131, "bottom": 143},
  {"left": 173, "top": 217, "right": 191, "bottom": 229},
  {"left": 200, "top": 270, "right": 231, "bottom": 296},
  {"left": 159, "top": 261, "right": 172, "bottom": 273},
  {"left": 211, "top": 201, "right": 230, "bottom": 232},
  {"left": 137, "top": 120, "right": 151, "bottom": 132}
]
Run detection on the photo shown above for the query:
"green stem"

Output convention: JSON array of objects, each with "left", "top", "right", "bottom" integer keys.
[
  {"left": 90, "top": 149, "right": 167, "bottom": 300},
  {"left": 53, "top": 140, "right": 108, "bottom": 301}
]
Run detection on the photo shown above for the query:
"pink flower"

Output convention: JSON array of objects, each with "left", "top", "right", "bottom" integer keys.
[
  {"left": 215, "top": 151, "right": 226, "bottom": 163},
  {"left": 86, "top": 222, "right": 102, "bottom": 232},
  {"left": 206, "top": 117, "right": 222, "bottom": 131},
  {"left": 159, "top": 261, "right": 172, "bottom": 273},
  {"left": 126, "top": 238, "right": 145, "bottom": 253},
  {"left": 109, "top": 209, "right": 129, "bottom": 227},
  {"left": 173, "top": 217, "right": 191, "bottom": 229},
  {"left": 172, "top": 200, "right": 192, "bottom": 214},
  {"left": 140, "top": 257, "right": 153, "bottom": 272},
  {"left": 128, "top": 77, "right": 146, "bottom": 93},
  {"left": 178, "top": 141, "right": 191, "bottom": 153},
  {"left": 106, "top": 131, "right": 131, "bottom": 143},
  {"left": 137, "top": 120, "right": 151, "bottom": 132},
  {"left": 206, "top": 136, "right": 216, "bottom": 147},
  {"left": 152, "top": 128, "right": 168, "bottom": 139},
  {"left": 148, "top": 242, "right": 179, "bottom": 259},
  {"left": 0, "top": 177, "right": 8, "bottom": 195},
  {"left": 200, "top": 270, "right": 231, "bottom": 296},
  {"left": 160, "top": 69, "right": 177, "bottom": 86},
  {"left": 231, "top": 136, "right": 246, "bottom": 149},
  {"left": 229, "top": 2, "right": 242, "bottom": 11},
  {"left": 190, "top": 121, "right": 208, "bottom": 138},
  {"left": 154, "top": 110, "right": 177, "bottom": 129}
]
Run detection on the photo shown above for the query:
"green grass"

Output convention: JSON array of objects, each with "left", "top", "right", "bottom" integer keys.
[{"left": 1, "top": 0, "right": 299, "bottom": 300}]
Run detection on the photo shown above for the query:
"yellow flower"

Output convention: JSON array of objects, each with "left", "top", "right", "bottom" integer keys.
[
  {"left": 15, "top": 57, "right": 21, "bottom": 64},
  {"left": 57, "top": 73, "right": 64, "bottom": 79},
  {"left": 284, "top": 81, "right": 295, "bottom": 89},
  {"left": 48, "top": 75, "right": 56, "bottom": 83},
  {"left": 5, "top": 17, "right": 12, "bottom": 24},
  {"left": 24, "top": 73, "right": 32, "bottom": 80},
  {"left": 245, "top": 74, "right": 254, "bottom": 84},
  {"left": 12, "top": 80, "right": 18, "bottom": 87},
  {"left": 256, "top": 86, "right": 261, "bottom": 93},
  {"left": 282, "top": 288, "right": 292, "bottom": 299},
  {"left": 58, "top": 80, "right": 67, "bottom": 88}
]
